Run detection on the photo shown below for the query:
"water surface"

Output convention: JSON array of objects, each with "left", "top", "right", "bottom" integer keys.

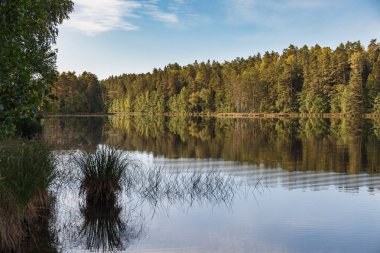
[{"left": 41, "top": 116, "right": 380, "bottom": 253}]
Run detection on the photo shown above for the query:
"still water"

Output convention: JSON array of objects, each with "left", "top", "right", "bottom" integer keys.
[{"left": 42, "top": 116, "right": 380, "bottom": 253}]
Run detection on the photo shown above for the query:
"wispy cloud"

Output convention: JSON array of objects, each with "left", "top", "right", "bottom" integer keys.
[
  {"left": 65, "top": 0, "right": 181, "bottom": 35},
  {"left": 66, "top": 0, "right": 141, "bottom": 35},
  {"left": 143, "top": 0, "right": 179, "bottom": 24},
  {"left": 226, "top": 0, "right": 332, "bottom": 24}
]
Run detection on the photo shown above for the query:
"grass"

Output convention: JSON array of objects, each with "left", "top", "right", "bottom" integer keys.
[
  {"left": 139, "top": 168, "right": 238, "bottom": 209},
  {"left": 76, "top": 146, "right": 132, "bottom": 205},
  {"left": 75, "top": 146, "right": 143, "bottom": 251},
  {"left": 0, "top": 138, "right": 57, "bottom": 252}
]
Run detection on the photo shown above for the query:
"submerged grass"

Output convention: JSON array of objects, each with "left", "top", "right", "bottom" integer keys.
[
  {"left": 0, "top": 139, "right": 57, "bottom": 252},
  {"left": 75, "top": 146, "right": 143, "bottom": 251},
  {"left": 65, "top": 145, "right": 261, "bottom": 251},
  {"left": 139, "top": 168, "right": 239, "bottom": 209},
  {"left": 75, "top": 145, "right": 242, "bottom": 209}
]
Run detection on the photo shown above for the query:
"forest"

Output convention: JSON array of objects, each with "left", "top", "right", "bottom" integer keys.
[{"left": 50, "top": 40, "right": 380, "bottom": 115}]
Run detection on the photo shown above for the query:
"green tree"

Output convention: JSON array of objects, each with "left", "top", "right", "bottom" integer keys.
[
  {"left": 101, "top": 41, "right": 378, "bottom": 117},
  {"left": 80, "top": 72, "right": 104, "bottom": 113},
  {"left": 276, "top": 54, "right": 302, "bottom": 112},
  {"left": 345, "top": 52, "right": 366, "bottom": 115},
  {"left": 366, "top": 40, "right": 380, "bottom": 112},
  {"left": 0, "top": 0, "right": 73, "bottom": 137},
  {"left": 49, "top": 72, "right": 104, "bottom": 114}
]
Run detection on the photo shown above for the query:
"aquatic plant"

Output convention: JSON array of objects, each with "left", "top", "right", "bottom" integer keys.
[
  {"left": 139, "top": 168, "right": 238, "bottom": 209},
  {"left": 74, "top": 146, "right": 143, "bottom": 251},
  {"left": 76, "top": 146, "right": 134, "bottom": 205},
  {"left": 0, "top": 139, "right": 57, "bottom": 252}
]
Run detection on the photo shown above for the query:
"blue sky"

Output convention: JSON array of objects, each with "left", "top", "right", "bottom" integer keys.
[{"left": 57, "top": 0, "right": 380, "bottom": 79}]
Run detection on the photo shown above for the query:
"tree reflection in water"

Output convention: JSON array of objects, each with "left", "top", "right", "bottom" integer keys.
[
  {"left": 43, "top": 116, "right": 380, "bottom": 174},
  {"left": 42, "top": 116, "right": 380, "bottom": 252}
]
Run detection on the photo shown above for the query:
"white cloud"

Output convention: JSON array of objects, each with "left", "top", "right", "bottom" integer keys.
[
  {"left": 65, "top": 0, "right": 180, "bottom": 35},
  {"left": 66, "top": 0, "right": 140, "bottom": 35}
]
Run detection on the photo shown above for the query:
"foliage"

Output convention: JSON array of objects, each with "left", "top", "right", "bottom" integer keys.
[
  {"left": 101, "top": 41, "right": 380, "bottom": 115},
  {"left": 47, "top": 72, "right": 104, "bottom": 114},
  {"left": 373, "top": 94, "right": 380, "bottom": 114},
  {"left": 0, "top": 0, "right": 74, "bottom": 137},
  {"left": 0, "top": 139, "right": 56, "bottom": 206},
  {"left": 345, "top": 52, "right": 366, "bottom": 114}
]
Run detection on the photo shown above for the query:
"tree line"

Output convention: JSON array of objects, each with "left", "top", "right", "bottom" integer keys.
[
  {"left": 99, "top": 40, "right": 380, "bottom": 115},
  {"left": 46, "top": 71, "right": 104, "bottom": 114}
]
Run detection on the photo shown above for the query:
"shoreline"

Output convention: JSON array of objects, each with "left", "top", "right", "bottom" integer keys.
[{"left": 43, "top": 112, "right": 380, "bottom": 119}]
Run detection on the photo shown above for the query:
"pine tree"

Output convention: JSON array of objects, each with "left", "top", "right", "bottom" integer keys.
[{"left": 346, "top": 52, "right": 365, "bottom": 115}]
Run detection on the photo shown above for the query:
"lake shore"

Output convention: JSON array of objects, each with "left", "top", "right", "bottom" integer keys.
[{"left": 44, "top": 112, "right": 380, "bottom": 119}]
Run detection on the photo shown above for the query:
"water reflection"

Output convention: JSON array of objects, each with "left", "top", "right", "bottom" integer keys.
[
  {"left": 41, "top": 116, "right": 380, "bottom": 253},
  {"left": 43, "top": 116, "right": 380, "bottom": 175},
  {"left": 79, "top": 198, "right": 143, "bottom": 252},
  {"left": 56, "top": 147, "right": 247, "bottom": 252},
  {"left": 42, "top": 116, "right": 106, "bottom": 150}
]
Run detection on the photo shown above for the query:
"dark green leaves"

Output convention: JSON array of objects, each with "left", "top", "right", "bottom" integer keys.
[{"left": 0, "top": 0, "right": 73, "bottom": 138}]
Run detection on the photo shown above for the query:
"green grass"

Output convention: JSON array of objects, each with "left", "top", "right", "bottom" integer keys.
[
  {"left": 0, "top": 139, "right": 56, "bottom": 206},
  {"left": 76, "top": 146, "right": 131, "bottom": 205},
  {"left": 75, "top": 146, "right": 143, "bottom": 251},
  {"left": 0, "top": 139, "right": 57, "bottom": 252}
]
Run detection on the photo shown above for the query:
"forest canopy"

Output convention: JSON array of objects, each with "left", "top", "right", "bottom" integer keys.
[
  {"left": 96, "top": 40, "right": 380, "bottom": 115},
  {"left": 47, "top": 72, "right": 103, "bottom": 114}
]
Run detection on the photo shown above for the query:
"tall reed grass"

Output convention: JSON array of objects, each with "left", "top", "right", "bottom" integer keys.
[
  {"left": 76, "top": 146, "right": 132, "bottom": 205},
  {"left": 0, "top": 139, "right": 57, "bottom": 252}
]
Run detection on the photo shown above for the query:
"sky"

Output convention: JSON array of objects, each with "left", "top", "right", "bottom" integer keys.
[{"left": 56, "top": 0, "right": 380, "bottom": 79}]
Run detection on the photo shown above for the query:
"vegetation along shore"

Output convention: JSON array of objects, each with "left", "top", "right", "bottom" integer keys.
[{"left": 46, "top": 40, "right": 380, "bottom": 119}]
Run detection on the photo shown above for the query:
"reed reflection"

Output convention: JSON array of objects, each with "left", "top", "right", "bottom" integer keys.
[
  {"left": 79, "top": 199, "right": 143, "bottom": 252},
  {"left": 72, "top": 146, "right": 247, "bottom": 252},
  {"left": 75, "top": 147, "right": 143, "bottom": 252}
]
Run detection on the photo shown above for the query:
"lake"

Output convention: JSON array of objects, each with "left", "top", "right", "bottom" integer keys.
[{"left": 40, "top": 116, "right": 380, "bottom": 252}]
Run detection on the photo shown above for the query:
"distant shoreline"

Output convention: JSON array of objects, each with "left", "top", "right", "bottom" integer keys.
[{"left": 44, "top": 112, "right": 380, "bottom": 119}]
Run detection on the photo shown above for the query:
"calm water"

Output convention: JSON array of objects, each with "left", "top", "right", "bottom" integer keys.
[{"left": 40, "top": 116, "right": 380, "bottom": 252}]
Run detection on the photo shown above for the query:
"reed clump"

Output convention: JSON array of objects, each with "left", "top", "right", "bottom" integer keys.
[
  {"left": 76, "top": 146, "right": 132, "bottom": 205},
  {"left": 75, "top": 146, "right": 143, "bottom": 251}
]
